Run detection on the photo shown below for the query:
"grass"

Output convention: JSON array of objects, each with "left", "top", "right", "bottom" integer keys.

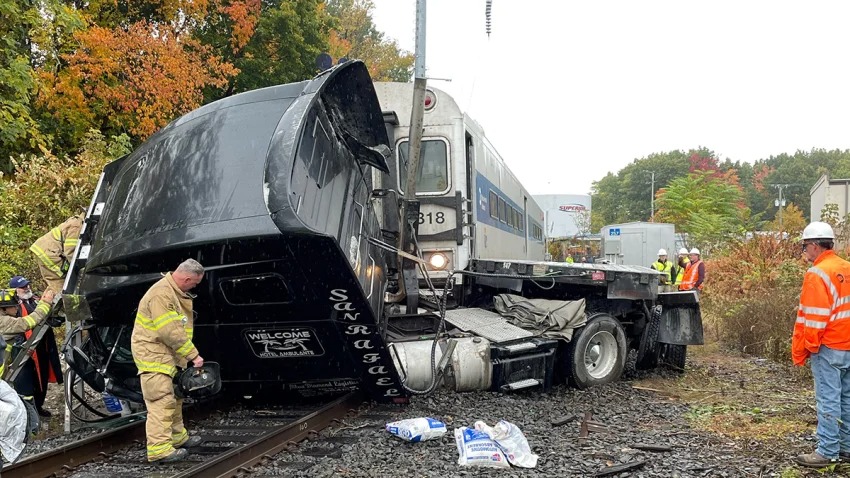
[{"left": 634, "top": 342, "right": 814, "bottom": 440}]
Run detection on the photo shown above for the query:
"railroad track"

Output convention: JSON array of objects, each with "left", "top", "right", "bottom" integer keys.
[{"left": 3, "top": 391, "right": 364, "bottom": 478}]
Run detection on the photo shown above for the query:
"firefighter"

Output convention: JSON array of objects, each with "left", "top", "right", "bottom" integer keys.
[
  {"left": 131, "top": 259, "right": 205, "bottom": 463},
  {"left": 0, "top": 289, "right": 55, "bottom": 380},
  {"left": 678, "top": 248, "right": 705, "bottom": 291},
  {"left": 793, "top": 222, "right": 850, "bottom": 467},
  {"left": 650, "top": 249, "right": 674, "bottom": 291},
  {"left": 9, "top": 276, "right": 62, "bottom": 417},
  {"left": 673, "top": 248, "right": 690, "bottom": 286},
  {"left": 29, "top": 212, "right": 85, "bottom": 296}
]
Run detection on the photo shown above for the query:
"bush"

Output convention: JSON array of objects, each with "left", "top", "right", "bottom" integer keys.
[
  {"left": 0, "top": 129, "right": 130, "bottom": 289},
  {"left": 701, "top": 234, "right": 805, "bottom": 364}
]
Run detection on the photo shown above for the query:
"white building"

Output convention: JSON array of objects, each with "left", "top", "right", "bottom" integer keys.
[
  {"left": 810, "top": 173, "right": 850, "bottom": 221},
  {"left": 533, "top": 194, "right": 592, "bottom": 239}
]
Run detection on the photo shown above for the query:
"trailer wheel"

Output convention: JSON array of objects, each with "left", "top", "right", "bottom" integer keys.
[
  {"left": 566, "top": 313, "right": 627, "bottom": 389},
  {"left": 635, "top": 306, "right": 661, "bottom": 370},
  {"left": 659, "top": 343, "right": 687, "bottom": 372}
]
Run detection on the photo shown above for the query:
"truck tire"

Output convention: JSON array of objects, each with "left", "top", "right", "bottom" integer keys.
[
  {"left": 566, "top": 313, "right": 627, "bottom": 389},
  {"left": 659, "top": 343, "right": 687, "bottom": 372},
  {"left": 635, "top": 306, "right": 661, "bottom": 370}
]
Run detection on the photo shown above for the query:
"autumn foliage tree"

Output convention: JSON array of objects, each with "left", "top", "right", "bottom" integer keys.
[{"left": 41, "top": 22, "right": 237, "bottom": 143}]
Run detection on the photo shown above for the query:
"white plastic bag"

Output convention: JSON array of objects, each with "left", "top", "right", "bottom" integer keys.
[
  {"left": 0, "top": 380, "right": 28, "bottom": 464},
  {"left": 454, "top": 426, "right": 510, "bottom": 468},
  {"left": 475, "top": 420, "right": 538, "bottom": 468},
  {"left": 385, "top": 417, "right": 447, "bottom": 443}
]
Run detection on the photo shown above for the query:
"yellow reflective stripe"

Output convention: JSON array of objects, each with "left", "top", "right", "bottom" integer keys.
[
  {"left": 185, "top": 327, "right": 193, "bottom": 340},
  {"left": 176, "top": 339, "right": 194, "bottom": 357},
  {"left": 134, "top": 359, "right": 177, "bottom": 376},
  {"left": 135, "top": 311, "right": 181, "bottom": 331},
  {"left": 35, "top": 302, "right": 50, "bottom": 315},
  {"left": 172, "top": 428, "right": 188, "bottom": 445},
  {"left": 23, "top": 315, "right": 36, "bottom": 328},
  {"left": 29, "top": 244, "right": 63, "bottom": 275},
  {"left": 147, "top": 442, "right": 176, "bottom": 458},
  {"left": 50, "top": 227, "right": 62, "bottom": 241}
]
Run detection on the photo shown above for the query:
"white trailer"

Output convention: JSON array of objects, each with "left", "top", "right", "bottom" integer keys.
[{"left": 601, "top": 222, "right": 677, "bottom": 267}]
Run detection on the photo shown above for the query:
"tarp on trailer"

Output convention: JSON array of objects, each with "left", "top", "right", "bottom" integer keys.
[{"left": 493, "top": 294, "right": 587, "bottom": 341}]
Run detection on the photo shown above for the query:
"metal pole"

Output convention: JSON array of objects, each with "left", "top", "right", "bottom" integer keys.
[
  {"left": 648, "top": 171, "right": 655, "bottom": 221},
  {"left": 778, "top": 186, "right": 784, "bottom": 232}
]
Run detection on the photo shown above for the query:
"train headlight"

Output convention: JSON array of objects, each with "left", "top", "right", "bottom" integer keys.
[{"left": 426, "top": 251, "right": 451, "bottom": 271}]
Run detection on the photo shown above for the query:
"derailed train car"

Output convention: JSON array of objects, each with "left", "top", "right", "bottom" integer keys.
[{"left": 64, "top": 61, "right": 410, "bottom": 404}]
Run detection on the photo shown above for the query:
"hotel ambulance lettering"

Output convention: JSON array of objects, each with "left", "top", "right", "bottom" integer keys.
[
  {"left": 328, "top": 288, "right": 402, "bottom": 398},
  {"left": 243, "top": 327, "right": 325, "bottom": 358}
]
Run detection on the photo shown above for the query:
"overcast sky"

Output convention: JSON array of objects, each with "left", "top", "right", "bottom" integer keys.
[{"left": 370, "top": 0, "right": 850, "bottom": 196}]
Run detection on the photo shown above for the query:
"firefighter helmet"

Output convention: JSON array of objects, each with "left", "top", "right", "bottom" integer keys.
[
  {"left": 802, "top": 221, "right": 835, "bottom": 241},
  {"left": 174, "top": 362, "right": 222, "bottom": 399},
  {"left": 0, "top": 289, "right": 17, "bottom": 308}
]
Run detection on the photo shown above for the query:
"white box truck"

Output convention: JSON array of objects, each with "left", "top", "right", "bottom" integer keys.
[{"left": 601, "top": 222, "right": 677, "bottom": 267}]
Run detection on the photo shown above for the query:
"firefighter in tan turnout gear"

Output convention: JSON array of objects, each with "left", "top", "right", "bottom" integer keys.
[
  {"left": 131, "top": 259, "right": 205, "bottom": 463},
  {"left": 0, "top": 289, "right": 55, "bottom": 379},
  {"left": 29, "top": 212, "right": 85, "bottom": 296}
]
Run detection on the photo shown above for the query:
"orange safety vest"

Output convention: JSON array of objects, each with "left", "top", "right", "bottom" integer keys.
[
  {"left": 678, "top": 260, "right": 704, "bottom": 291},
  {"left": 792, "top": 250, "right": 850, "bottom": 365}
]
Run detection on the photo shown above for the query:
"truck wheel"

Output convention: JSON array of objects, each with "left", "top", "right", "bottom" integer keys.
[
  {"left": 566, "top": 313, "right": 627, "bottom": 389},
  {"left": 659, "top": 343, "right": 687, "bottom": 372},
  {"left": 635, "top": 306, "right": 661, "bottom": 370}
]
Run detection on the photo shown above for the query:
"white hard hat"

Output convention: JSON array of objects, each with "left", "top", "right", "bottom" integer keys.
[
  {"left": 658, "top": 248, "right": 667, "bottom": 256},
  {"left": 802, "top": 221, "right": 835, "bottom": 241},
  {"left": 690, "top": 248, "right": 700, "bottom": 255},
  {"left": 678, "top": 248, "right": 689, "bottom": 255}
]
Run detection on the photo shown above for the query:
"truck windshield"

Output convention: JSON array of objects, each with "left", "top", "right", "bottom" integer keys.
[{"left": 398, "top": 138, "right": 449, "bottom": 194}]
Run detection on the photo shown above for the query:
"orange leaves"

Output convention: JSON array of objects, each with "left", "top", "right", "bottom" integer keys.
[
  {"left": 54, "top": 21, "right": 238, "bottom": 140},
  {"left": 219, "top": 0, "right": 262, "bottom": 53}
]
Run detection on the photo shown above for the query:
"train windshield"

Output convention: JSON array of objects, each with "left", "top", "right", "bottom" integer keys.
[{"left": 397, "top": 138, "right": 449, "bottom": 194}]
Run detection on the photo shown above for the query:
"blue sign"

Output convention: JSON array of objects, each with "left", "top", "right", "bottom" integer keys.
[{"left": 609, "top": 228, "right": 621, "bottom": 236}]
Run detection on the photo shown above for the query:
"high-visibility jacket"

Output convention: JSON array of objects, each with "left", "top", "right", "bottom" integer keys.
[
  {"left": 131, "top": 273, "right": 198, "bottom": 377},
  {"left": 0, "top": 300, "right": 51, "bottom": 378},
  {"left": 29, "top": 213, "right": 85, "bottom": 278},
  {"left": 674, "top": 258, "right": 690, "bottom": 285},
  {"left": 651, "top": 260, "right": 674, "bottom": 284},
  {"left": 792, "top": 250, "right": 850, "bottom": 365},
  {"left": 678, "top": 260, "right": 705, "bottom": 291}
]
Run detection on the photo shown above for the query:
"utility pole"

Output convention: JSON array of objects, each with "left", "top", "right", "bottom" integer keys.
[
  {"left": 771, "top": 184, "right": 791, "bottom": 232},
  {"left": 645, "top": 171, "right": 656, "bottom": 221}
]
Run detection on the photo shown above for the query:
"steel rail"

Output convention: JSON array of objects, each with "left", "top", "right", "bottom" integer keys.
[
  {"left": 171, "top": 391, "right": 364, "bottom": 478},
  {"left": 1, "top": 418, "right": 146, "bottom": 478}
]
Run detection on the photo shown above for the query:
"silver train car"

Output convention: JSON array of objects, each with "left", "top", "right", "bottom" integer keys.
[{"left": 373, "top": 83, "right": 546, "bottom": 298}]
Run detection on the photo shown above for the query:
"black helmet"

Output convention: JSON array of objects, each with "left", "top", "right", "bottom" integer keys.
[
  {"left": 0, "top": 289, "right": 17, "bottom": 308},
  {"left": 174, "top": 362, "right": 221, "bottom": 399}
]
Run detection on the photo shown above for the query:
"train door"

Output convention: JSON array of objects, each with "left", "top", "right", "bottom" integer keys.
[
  {"left": 523, "top": 196, "right": 528, "bottom": 254},
  {"left": 465, "top": 132, "right": 475, "bottom": 258}
]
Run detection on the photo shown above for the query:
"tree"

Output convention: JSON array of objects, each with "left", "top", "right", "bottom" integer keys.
[
  {"left": 654, "top": 170, "right": 749, "bottom": 253},
  {"left": 821, "top": 203, "right": 840, "bottom": 228},
  {"left": 197, "top": 0, "right": 332, "bottom": 99},
  {"left": 325, "top": 0, "right": 413, "bottom": 82},
  {"left": 40, "top": 22, "right": 238, "bottom": 143},
  {"left": 765, "top": 203, "right": 806, "bottom": 235}
]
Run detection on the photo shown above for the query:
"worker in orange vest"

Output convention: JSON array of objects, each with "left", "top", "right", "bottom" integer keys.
[
  {"left": 793, "top": 221, "right": 850, "bottom": 467},
  {"left": 677, "top": 248, "right": 705, "bottom": 291}
]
